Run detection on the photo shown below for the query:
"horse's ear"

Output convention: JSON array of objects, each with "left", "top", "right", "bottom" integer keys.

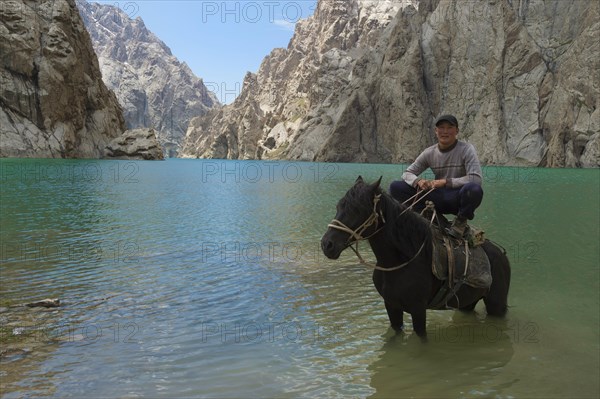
[
  {"left": 369, "top": 176, "right": 383, "bottom": 193},
  {"left": 355, "top": 175, "right": 364, "bottom": 184},
  {"left": 369, "top": 176, "right": 383, "bottom": 192}
]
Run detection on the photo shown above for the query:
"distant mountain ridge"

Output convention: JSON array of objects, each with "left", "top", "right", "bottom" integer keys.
[{"left": 76, "top": 0, "right": 220, "bottom": 157}]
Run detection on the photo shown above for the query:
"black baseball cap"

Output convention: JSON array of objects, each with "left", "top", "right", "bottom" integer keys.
[{"left": 435, "top": 114, "right": 458, "bottom": 127}]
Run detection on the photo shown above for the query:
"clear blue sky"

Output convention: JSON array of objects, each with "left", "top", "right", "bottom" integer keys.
[{"left": 95, "top": 0, "right": 317, "bottom": 104}]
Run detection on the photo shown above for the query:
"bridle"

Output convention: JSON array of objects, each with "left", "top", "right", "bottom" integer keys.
[
  {"left": 327, "top": 189, "right": 436, "bottom": 272},
  {"left": 327, "top": 193, "right": 386, "bottom": 244}
]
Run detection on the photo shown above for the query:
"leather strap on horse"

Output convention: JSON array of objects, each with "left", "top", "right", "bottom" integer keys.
[
  {"left": 444, "top": 236, "right": 455, "bottom": 288},
  {"left": 428, "top": 236, "right": 472, "bottom": 309}
]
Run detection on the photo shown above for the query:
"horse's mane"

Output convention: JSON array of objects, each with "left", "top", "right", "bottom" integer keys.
[{"left": 378, "top": 189, "right": 433, "bottom": 257}]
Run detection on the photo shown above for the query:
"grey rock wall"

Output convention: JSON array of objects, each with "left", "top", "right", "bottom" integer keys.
[
  {"left": 181, "top": 0, "right": 599, "bottom": 167},
  {"left": 181, "top": 0, "right": 411, "bottom": 160},
  {"left": 0, "top": 0, "right": 126, "bottom": 158}
]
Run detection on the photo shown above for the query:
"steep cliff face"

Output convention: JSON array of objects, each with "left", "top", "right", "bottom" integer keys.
[
  {"left": 307, "top": 0, "right": 599, "bottom": 167},
  {"left": 182, "top": 0, "right": 599, "bottom": 167},
  {"left": 76, "top": 0, "right": 219, "bottom": 157},
  {"left": 181, "top": 0, "right": 413, "bottom": 159},
  {"left": 0, "top": 0, "right": 126, "bottom": 158}
]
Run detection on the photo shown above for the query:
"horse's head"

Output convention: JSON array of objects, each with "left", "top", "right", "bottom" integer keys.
[{"left": 321, "top": 176, "right": 384, "bottom": 259}]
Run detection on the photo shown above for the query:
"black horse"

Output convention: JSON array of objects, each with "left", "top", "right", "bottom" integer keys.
[{"left": 321, "top": 176, "right": 511, "bottom": 338}]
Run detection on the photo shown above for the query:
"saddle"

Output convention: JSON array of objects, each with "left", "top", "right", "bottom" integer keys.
[
  {"left": 421, "top": 203, "right": 493, "bottom": 309},
  {"left": 430, "top": 226, "right": 492, "bottom": 289}
]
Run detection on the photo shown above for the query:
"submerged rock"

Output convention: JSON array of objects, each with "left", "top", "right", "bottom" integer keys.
[
  {"left": 25, "top": 298, "right": 60, "bottom": 308},
  {"left": 104, "top": 128, "right": 165, "bottom": 160}
]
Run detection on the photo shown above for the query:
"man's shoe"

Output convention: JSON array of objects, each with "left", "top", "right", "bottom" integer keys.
[{"left": 446, "top": 216, "right": 468, "bottom": 239}]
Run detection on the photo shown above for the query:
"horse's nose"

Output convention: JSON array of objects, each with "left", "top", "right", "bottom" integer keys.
[
  {"left": 321, "top": 236, "right": 340, "bottom": 259},
  {"left": 322, "top": 239, "right": 334, "bottom": 252}
]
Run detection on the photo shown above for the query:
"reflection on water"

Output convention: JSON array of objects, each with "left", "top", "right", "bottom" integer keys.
[
  {"left": 369, "top": 314, "right": 517, "bottom": 398},
  {"left": 0, "top": 159, "right": 598, "bottom": 398}
]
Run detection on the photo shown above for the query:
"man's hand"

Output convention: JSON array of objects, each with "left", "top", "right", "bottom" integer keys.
[
  {"left": 417, "top": 179, "right": 446, "bottom": 190},
  {"left": 432, "top": 179, "right": 447, "bottom": 188},
  {"left": 417, "top": 179, "right": 432, "bottom": 190}
]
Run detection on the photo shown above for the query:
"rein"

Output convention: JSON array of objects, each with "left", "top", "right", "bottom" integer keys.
[{"left": 327, "top": 188, "right": 436, "bottom": 272}]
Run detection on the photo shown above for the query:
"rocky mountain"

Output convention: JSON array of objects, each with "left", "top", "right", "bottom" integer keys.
[
  {"left": 181, "top": 0, "right": 413, "bottom": 160},
  {"left": 181, "top": 0, "right": 599, "bottom": 168},
  {"left": 0, "top": 0, "right": 126, "bottom": 158},
  {"left": 76, "top": 0, "right": 219, "bottom": 157}
]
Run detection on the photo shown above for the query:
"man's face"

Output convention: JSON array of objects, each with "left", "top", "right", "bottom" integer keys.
[{"left": 435, "top": 122, "right": 459, "bottom": 148}]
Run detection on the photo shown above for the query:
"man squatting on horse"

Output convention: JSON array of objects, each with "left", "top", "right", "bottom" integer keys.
[
  {"left": 321, "top": 113, "right": 510, "bottom": 337},
  {"left": 389, "top": 114, "right": 483, "bottom": 238}
]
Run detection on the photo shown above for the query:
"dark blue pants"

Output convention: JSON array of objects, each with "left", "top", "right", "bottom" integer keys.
[{"left": 389, "top": 181, "right": 483, "bottom": 220}]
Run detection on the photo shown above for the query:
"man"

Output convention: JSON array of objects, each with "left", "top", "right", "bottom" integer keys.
[{"left": 389, "top": 114, "right": 483, "bottom": 238}]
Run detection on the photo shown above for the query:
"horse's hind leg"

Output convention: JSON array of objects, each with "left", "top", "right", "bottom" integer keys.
[{"left": 384, "top": 301, "right": 404, "bottom": 332}]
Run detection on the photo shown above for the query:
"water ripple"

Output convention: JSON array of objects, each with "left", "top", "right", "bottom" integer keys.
[{"left": 1, "top": 159, "right": 598, "bottom": 398}]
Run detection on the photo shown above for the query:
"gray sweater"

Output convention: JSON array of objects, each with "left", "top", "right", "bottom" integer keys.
[{"left": 401, "top": 141, "right": 482, "bottom": 188}]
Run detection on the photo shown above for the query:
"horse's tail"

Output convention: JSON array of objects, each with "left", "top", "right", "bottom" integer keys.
[{"left": 482, "top": 239, "right": 511, "bottom": 316}]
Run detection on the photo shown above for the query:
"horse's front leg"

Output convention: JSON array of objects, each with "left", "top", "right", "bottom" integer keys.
[
  {"left": 410, "top": 308, "right": 428, "bottom": 340},
  {"left": 384, "top": 300, "right": 404, "bottom": 332}
]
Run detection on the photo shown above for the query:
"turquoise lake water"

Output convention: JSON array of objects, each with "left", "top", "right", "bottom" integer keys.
[{"left": 0, "top": 158, "right": 598, "bottom": 398}]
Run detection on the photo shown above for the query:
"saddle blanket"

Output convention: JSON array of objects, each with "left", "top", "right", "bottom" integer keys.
[{"left": 431, "top": 227, "right": 492, "bottom": 289}]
